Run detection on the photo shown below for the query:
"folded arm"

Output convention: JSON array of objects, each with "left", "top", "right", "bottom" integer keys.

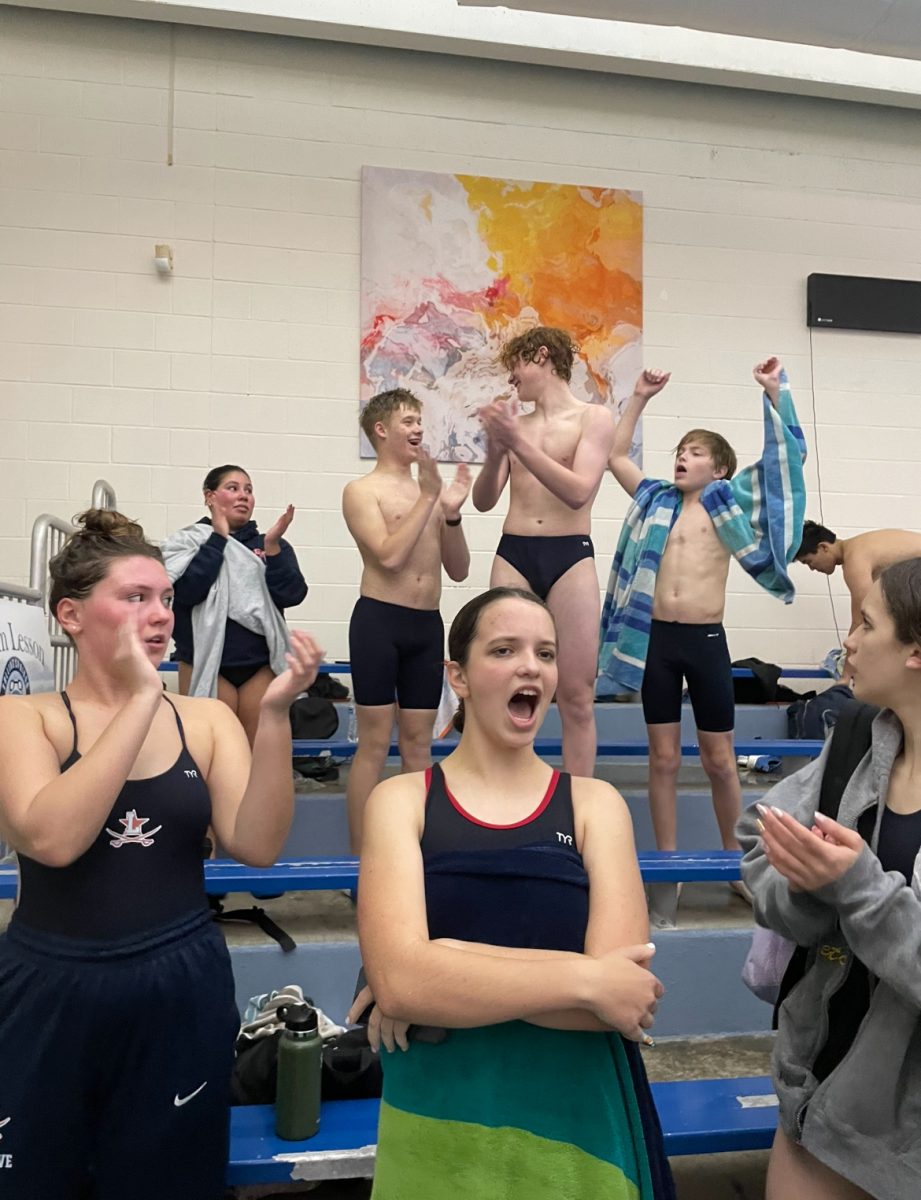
[
  {"left": 358, "top": 774, "right": 660, "bottom": 1039},
  {"left": 358, "top": 776, "right": 597, "bottom": 1027},
  {"left": 527, "top": 778, "right": 654, "bottom": 1031}
]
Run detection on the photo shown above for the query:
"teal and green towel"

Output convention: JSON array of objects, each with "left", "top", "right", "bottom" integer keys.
[{"left": 372, "top": 1021, "right": 656, "bottom": 1199}]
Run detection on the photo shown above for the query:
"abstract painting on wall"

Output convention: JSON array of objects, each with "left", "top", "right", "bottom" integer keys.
[{"left": 360, "top": 165, "right": 643, "bottom": 462}]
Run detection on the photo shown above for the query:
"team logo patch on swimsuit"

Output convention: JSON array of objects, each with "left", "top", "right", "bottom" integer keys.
[
  {"left": 106, "top": 809, "right": 163, "bottom": 848},
  {"left": 0, "top": 1117, "right": 11, "bottom": 1168}
]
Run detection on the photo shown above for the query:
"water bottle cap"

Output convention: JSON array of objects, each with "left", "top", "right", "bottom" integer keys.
[{"left": 283, "top": 1004, "right": 318, "bottom": 1033}]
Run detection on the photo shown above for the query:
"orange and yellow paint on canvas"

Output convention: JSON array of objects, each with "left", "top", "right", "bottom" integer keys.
[{"left": 361, "top": 166, "right": 643, "bottom": 461}]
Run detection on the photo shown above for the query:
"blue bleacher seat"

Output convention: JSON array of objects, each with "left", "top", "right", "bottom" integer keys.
[
  {"left": 226, "top": 1075, "right": 778, "bottom": 1185},
  {"left": 0, "top": 850, "right": 748, "bottom": 901},
  {"left": 292, "top": 736, "right": 824, "bottom": 760}
]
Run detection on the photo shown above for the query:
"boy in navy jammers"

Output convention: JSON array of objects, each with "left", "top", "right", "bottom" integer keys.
[
  {"left": 343, "top": 389, "right": 471, "bottom": 853},
  {"left": 603, "top": 359, "right": 806, "bottom": 926}
]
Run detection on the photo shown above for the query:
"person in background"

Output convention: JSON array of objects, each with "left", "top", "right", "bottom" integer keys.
[
  {"left": 473, "top": 327, "right": 616, "bottom": 780},
  {"left": 163, "top": 465, "right": 308, "bottom": 746},
  {"left": 796, "top": 521, "right": 921, "bottom": 636},
  {"left": 603, "top": 357, "right": 806, "bottom": 926},
  {"left": 342, "top": 390, "right": 470, "bottom": 853}
]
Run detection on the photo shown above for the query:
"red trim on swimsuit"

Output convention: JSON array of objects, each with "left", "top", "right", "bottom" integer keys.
[{"left": 439, "top": 767, "right": 560, "bottom": 830}]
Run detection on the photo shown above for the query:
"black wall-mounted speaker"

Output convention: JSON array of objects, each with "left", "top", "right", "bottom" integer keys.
[{"left": 807, "top": 273, "right": 921, "bottom": 335}]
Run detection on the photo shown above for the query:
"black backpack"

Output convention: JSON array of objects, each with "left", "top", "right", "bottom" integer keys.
[
  {"left": 786, "top": 683, "right": 855, "bottom": 739},
  {"left": 772, "top": 699, "right": 879, "bottom": 1027},
  {"left": 289, "top": 695, "right": 338, "bottom": 740},
  {"left": 289, "top": 695, "right": 341, "bottom": 782}
]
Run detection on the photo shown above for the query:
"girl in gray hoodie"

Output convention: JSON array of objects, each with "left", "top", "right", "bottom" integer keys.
[{"left": 739, "top": 557, "right": 921, "bottom": 1200}]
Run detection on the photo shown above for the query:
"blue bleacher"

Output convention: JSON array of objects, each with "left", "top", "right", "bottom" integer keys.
[
  {"left": 158, "top": 661, "right": 832, "bottom": 680},
  {"left": 226, "top": 1075, "right": 778, "bottom": 1185},
  {"left": 292, "top": 734, "right": 821, "bottom": 760},
  {"left": 0, "top": 849, "right": 768, "bottom": 900}
]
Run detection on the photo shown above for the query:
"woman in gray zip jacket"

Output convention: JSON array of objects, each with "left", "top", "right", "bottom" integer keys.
[{"left": 738, "top": 556, "right": 921, "bottom": 1200}]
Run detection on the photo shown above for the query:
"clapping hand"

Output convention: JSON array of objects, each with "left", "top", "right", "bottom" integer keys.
[
  {"left": 417, "top": 451, "right": 443, "bottom": 500},
  {"left": 206, "top": 498, "right": 231, "bottom": 538},
  {"left": 442, "top": 462, "right": 472, "bottom": 520},
  {"left": 478, "top": 398, "right": 519, "bottom": 451},
  {"left": 263, "top": 505, "right": 295, "bottom": 556},
  {"left": 261, "top": 631, "right": 324, "bottom": 714},
  {"left": 757, "top": 803, "right": 863, "bottom": 892},
  {"left": 112, "top": 618, "right": 163, "bottom": 697}
]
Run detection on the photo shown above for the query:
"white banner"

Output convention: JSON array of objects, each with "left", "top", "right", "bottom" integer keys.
[{"left": 0, "top": 601, "right": 54, "bottom": 695}]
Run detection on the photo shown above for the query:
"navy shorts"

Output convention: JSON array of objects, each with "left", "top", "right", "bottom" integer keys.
[
  {"left": 0, "top": 908, "right": 238, "bottom": 1200},
  {"left": 641, "top": 620, "right": 735, "bottom": 733},
  {"left": 349, "top": 596, "right": 444, "bottom": 710}
]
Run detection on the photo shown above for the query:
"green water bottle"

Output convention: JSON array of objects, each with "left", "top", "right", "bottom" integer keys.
[{"left": 275, "top": 1003, "right": 322, "bottom": 1140}]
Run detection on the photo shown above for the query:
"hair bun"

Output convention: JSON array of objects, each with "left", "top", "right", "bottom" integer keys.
[{"left": 73, "top": 508, "right": 146, "bottom": 540}]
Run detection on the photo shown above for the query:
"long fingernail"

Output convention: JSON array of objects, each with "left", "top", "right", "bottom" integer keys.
[
  {"left": 643, "top": 1035, "right": 656, "bottom": 1047},
  {"left": 756, "top": 803, "right": 768, "bottom": 816}
]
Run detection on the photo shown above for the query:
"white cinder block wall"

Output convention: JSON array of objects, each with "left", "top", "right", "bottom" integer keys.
[{"left": 3, "top": 6, "right": 921, "bottom": 663}]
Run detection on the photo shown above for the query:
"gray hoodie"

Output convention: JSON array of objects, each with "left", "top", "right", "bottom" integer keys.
[{"left": 738, "top": 710, "right": 921, "bottom": 1200}]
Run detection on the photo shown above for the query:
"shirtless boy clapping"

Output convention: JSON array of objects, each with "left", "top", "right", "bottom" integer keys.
[
  {"left": 473, "top": 328, "right": 616, "bottom": 778},
  {"left": 343, "top": 389, "right": 471, "bottom": 851}
]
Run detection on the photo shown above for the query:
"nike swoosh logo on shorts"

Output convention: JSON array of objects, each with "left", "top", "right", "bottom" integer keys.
[{"left": 174, "top": 1081, "right": 207, "bottom": 1107}]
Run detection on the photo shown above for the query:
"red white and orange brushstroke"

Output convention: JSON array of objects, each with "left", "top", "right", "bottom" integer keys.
[{"left": 360, "top": 166, "right": 643, "bottom": 462}]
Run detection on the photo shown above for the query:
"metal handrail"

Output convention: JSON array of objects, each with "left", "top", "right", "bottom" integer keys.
[
  {"left": 29, "top": 513, "right": 77, "bottom": 690},
  {"left": 91, "top": 479, "right": 117, "bottom": 510},
  {"left": 25, "top": 479, "right": 118, "bottom": 690},
  {"left": 0, "top": 581, "right": 42, "bottom": 605},
  {"left": 0, "top": 479, "right": 119, "bottom": 863}
]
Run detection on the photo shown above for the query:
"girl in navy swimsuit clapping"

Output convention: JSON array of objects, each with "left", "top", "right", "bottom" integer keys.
[{"left": 0, "top": 509, "right": 320, "bottom": 1200}]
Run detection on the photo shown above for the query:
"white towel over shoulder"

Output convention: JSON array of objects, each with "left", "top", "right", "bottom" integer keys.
[{"left": 161, "top": 524, "right": 291, "bottom": 697}]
